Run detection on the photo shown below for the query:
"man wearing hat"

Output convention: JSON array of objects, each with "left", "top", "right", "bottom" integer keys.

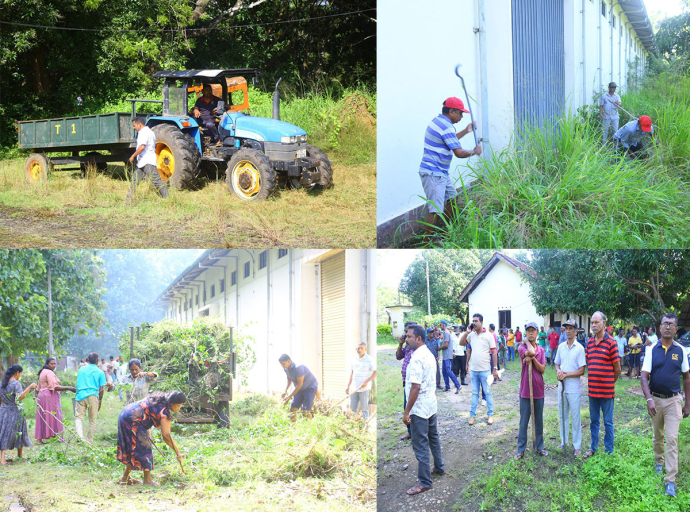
[
  {"left": 439, "top": 320, "right": 461, "bottom": 393},
  {"left": 613, "top": 115, "right": 655, "bottom": 158},
  {"left": 419, "top": 98, "right": 482, "bottom": 234},
  {"left": 515, "top": 322, "right": 547, "bottom": 459},
  {"left": 554, "top": 319, "right": 587, "bottom": 457},
  {"left": 600, "top": 82, "right": 622, "bottom": 144}
]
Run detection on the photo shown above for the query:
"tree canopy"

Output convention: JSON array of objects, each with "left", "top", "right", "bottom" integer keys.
[
  {"left": 399, "top": 250, "right": 491, "bottom": 318},
  {"left": 526, "top": 250, "right": 690, "bottom": 327},
  {"left": 655, "top": 9, "right": 690, "bottom": 61},
  {"left": 0, "top": 250, "right": 107, "bottom": 366},
  {"left": 0, "top": 0, "right": 375, "bottom": 147}
]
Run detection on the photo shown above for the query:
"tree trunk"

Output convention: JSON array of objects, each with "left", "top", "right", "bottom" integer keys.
[{"left": 6, "top": 355, "right": 18, "bottom": 368}]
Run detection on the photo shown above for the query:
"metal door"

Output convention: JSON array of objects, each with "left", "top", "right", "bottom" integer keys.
[
  {"left": 321, "top": 251, "right": 347, "bottom": 400},
  {"left": 512, "top": 0, "right": 565, "bottom": 131}
]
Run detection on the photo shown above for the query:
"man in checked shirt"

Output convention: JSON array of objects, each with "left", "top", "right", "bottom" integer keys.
[{"left": 397, "top": 322, "right": 417, "bottom": 441}]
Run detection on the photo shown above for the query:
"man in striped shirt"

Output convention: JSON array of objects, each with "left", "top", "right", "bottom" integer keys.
[
  {"left": 583, "top": 311, "right": 621, "bottom": 458},
  {"left": 419, "top": 97, "right": 482, "bottom": 234}
]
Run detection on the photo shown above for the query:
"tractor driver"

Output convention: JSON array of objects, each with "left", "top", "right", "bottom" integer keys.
[
  {"left": 279, "top": 354, "right": 319, "bottom": 422},
  {"left": 192, "top": 84, "right": 223, "bottom": 145}
]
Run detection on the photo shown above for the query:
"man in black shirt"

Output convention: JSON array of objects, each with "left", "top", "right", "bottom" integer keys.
[{"left": 192, "top": 84, "right": 222, "bottom": 144}]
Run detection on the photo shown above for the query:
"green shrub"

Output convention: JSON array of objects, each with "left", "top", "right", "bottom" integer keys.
[{"left": 376, "top": 323, "right": 392, "bottom": 336}]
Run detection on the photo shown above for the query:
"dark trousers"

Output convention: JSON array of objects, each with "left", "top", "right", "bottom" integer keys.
[
  {"left": 589, "top": 396, "right": 615, "bottom": 454},
  {"left": 435, "top": 360, "right": 441, "bottom": 388},
  {"left": 402, "top": 382, "right": 410, "bottom": 436},
  {"left": 129, "top": 164, "right": 169, "bottom": 198},
  {"left": 518, "top": 397, "right": 544, "bottom": 454},
  {"left": 452, "top": 355, "right": 467, "bottom": 382},
  {"left": 197, "top": 115, "right": 219, "bottom": 142},
  {"left": 410, "top": 413, "right": 444, "bottom": 488}
]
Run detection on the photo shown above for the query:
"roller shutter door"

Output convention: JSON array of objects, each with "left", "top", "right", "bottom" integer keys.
[
  {"left": 321, "top": 251, "right": 346, "bottom": 400},
  {"left": 512, "top": 0, "right": 565, "bottom": 131}
]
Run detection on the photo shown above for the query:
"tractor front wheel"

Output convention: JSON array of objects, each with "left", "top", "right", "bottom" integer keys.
[
  {"left": 24, "top": 153, "right": 52, "bottom": 183},
  {"left": 226, "top": 149, "right": 278, "bottom": 201},
  {"left": 288, "top": 145, "right": 333, "bottom": 190},
  {"left": 152, "top": 124, "right": 199, "bottom": 190}
]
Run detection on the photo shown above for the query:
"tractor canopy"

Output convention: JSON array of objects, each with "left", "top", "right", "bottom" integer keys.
[{"left": 222, "top": 113, "right": 307, "bottom": 143}]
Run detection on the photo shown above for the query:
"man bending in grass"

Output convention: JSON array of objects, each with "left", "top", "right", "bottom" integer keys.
[
  {"left": 419, "top": 97, "right": 481, "bottom": 236},
  {"left": 279, "top": 354, "right": 319, "bottom": 422}
]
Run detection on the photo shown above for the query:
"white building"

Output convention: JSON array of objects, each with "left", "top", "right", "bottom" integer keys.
[
  {"left": 156, "top": 249, "right": 376, "bottom": 400},
  {"left": 377, "top": 0, "right": 654, "bottom": 241},
  {"left": 458, "top": 252, "right": 592, "bottom": 333}
]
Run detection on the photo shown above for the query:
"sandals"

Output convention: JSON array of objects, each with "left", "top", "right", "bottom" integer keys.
[
  {"left": 574, "top": 449, "right": 581, "bottom": 457},
  {"left": 400, "top": 434, "right": 411, "bottom": 441},
  {"left": 538, "top": 449, "right": 549, "bottom": 457},
  {"left": 582, "top": 450, "right": 595, "bottom": 459},
  {"left": 407, "top": 483, "right": 432, "bottom": 495},
  {"left": 514, "top": 452, "right": 525, "bottom": 460},
  {"left": 431, "top": 467, "right": 445, "bottom": 476}
]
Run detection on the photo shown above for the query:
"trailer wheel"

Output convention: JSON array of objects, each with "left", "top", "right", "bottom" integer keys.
[
  {"left": 24, "top": 153, "right": 52, "bottom": 183},
  {"left": 80, "top": 151, "right": 108, "bottom": 175},
  {"left": 152, "top": 124, "right": 199, "bottom": 190},
  {"left": 289, "top": 145, "right": 333, "bottom": 190},
  {"left": 226, "top": 149, "right": 278, "bottom": 201}
]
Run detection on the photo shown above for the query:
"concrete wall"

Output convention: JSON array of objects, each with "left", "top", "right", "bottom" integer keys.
[{"left": 378, "top": 0, "right": 650, "bottom": 229}]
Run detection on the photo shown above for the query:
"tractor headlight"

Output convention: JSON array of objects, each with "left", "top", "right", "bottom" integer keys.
[
  {"left": 299, "top": 135, "right": 307, "bottom": 143},
  {"left": 281, "top": 136, "right": 297, "bottom": 143}
]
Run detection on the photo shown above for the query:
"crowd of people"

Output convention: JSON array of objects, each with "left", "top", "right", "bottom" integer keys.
[
  {"left": 0, "top": 352, "right": 184, "bottom": 486},
  {"left": 397, "top": 312, "right": 690, "bottom": 499}
]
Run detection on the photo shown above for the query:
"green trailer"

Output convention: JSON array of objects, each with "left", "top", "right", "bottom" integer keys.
[{"left": 17, "top": 108, "right": 157, "bottom": 182}]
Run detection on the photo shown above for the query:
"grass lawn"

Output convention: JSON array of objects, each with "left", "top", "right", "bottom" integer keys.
[
  {"left": 377, "top": 346, "right": 690, "bottom": 512},
  {"left": 3, "top": 391, "right": 375, "bottom": 512}
]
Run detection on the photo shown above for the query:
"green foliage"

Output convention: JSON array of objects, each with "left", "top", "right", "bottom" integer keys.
[
  {"left": 399, "top": 250, "right": 489, "bottom": 317},
  {"left": 376, "top": 323, "right": 392, "bottom": 336},
  {"left": 527, "top": 250, "right": 690, "bottom": 325},
  {"left": 118, "top": 318, "right": 256, "bottom": 406},
  {"left": 0, "top": 0, "right": 375, "bottom": 148},
  {"left": 656, "top": 11, "right": 690, "bottom": 60},
  {"left": 0, "top": 250, "right": 106, "bottom": 363}
]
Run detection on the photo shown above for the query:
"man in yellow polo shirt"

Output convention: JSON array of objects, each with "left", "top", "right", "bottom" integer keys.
[{"left": 627, "top": 327, "right": 643, "bottom": 379}]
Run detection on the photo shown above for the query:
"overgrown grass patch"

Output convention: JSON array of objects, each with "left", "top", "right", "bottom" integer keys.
[{"left": 405, "top": 73, "right": 690, "bottom": 248}]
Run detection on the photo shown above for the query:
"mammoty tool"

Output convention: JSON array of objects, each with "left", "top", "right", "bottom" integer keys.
[
  {"left": 560, "top": 378, "right": 566, "bottom": 458},
  {"left": 604, "top": 96, "right": 636, "bottom": 119},
  {"left": 454, "top": 64, "right": 479, "bottom": 147},
  {"left": 149, "top": 431, "right": 186, "bottom": 474}
]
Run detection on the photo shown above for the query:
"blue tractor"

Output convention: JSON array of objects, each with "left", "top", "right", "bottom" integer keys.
[{"left": 128, "top": 69, "right": 333, "bottom": 200}]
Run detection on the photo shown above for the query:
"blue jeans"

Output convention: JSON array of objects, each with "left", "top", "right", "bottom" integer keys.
[
  {"left": 442, "top": 359, "right": 460, "bottom": 390},
  {"left": 508, "top": 346, "right": 515, "bottom": 362},
  {"left": 589, "top": 396, "right": 615, "bottom": 454},
  {"left": 470, "top": 370, "right": 494, "bottom": 417},
  {"left": 402, "top": 384, "right": 411, "bottom": 436}
]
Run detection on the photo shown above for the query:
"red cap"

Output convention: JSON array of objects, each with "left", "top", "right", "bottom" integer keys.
[
  {"left": 443, "top": 97, "right": 470, "bottom": 114},
  {"left": 639, "top": 115, "right": 652, "bottom": 132}
]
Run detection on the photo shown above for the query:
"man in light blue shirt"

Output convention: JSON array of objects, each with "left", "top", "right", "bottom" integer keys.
[
  {"left": 600, "top": 82, "right": 622, "bottom": 144},
  {"left": 75, "top": 352, "right": 112, "bottom": 444},
  {"left": 555, "top": 319, "right": 587, "bottom": 456},
  {"left": 613, "top": 115, "right": 655, "bottom": 158},
  {"left": 419, "top": 97, "right": 481, "bottom": 234}
]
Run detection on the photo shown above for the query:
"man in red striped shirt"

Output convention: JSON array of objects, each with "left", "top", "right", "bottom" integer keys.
[{"left": 583, "top": 311, "right": 621, "bottom": 458}]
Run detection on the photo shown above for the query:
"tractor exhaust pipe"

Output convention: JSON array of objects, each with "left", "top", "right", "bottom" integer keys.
[{"left": 272, "top": 77, "right": 282, "bottom": 120}]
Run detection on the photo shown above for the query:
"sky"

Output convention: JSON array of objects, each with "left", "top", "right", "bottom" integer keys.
[{"left": 644, "top": 0, "right": 687, "bottom": 20}]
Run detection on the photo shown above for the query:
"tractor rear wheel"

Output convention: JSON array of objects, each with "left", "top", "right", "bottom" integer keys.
[
  {"left": 24, "top": 153, "right": 52, "bottom": 183},
  {"left": 226, "top": 149, "right": 278, "bottom": 201},
  {"left": 152, "top": 124, "right": 199, "bottom": 190},
  {"left": 288, "top": 144, "right": 333, "bottom": 190}
]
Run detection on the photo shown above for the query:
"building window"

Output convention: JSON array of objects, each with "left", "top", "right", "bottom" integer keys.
[
  {"left": 244, "top": 261, "right": 250, "bottom": 278},
  {"left": 211, "top": 284, "right": 216, "bottom": 298},
  {"left": 498, "top": 310, "right": 512, "bottom": 329},
  {"left": 231, "top": 270, "right": 237, "bottom": 286},
  {"left": 601, "top": 1, "right": 606, "bottom": 17},
  {"left": 195, "top": 294, "right": 199, "bottom": 305},
  {"left": 259, "top": 250, "right": 267, "bottom": 270},
  {"left": 220, "top": 279, "right": 225, "bottom": 293},
  {"left": 278, "top": 249, "right": 288, "bottom": 259}
]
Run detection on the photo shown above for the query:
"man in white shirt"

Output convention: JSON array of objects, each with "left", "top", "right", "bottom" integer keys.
[
  {"left": 555, "top": 319, "right": 587, "bottom": 456},
  {"left": 459, "top": 313, "right": 499, "bottom": 425},
  {"left": 403, "top": 324, "right": 444, "bottom": 496},
  {"left": 127, "top": 117, "right": 169, "bottom": 199},
  {"left": 346, "top": 342, "right": 377, "bottom": 421},
  {"left": 452, "top": 324, "right": 468, "bottom": 386},
  {"left": 600, "top": 82, "right": 622, "bottom": 144}
]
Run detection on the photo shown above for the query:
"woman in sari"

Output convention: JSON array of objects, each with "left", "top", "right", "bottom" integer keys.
[
  {"left": 0, "top": 364, "right": 37, "bottom": 464},
  {"left": 117, "top": 390, "right": 186, "bottom": 486},
  {"left": 35, "top": 358, "right": 77, "bottom": 443}
]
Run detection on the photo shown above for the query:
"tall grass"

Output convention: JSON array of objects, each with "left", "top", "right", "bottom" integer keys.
[{"left": 411, "top": 75, "right": 690, "bottom": 248}]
